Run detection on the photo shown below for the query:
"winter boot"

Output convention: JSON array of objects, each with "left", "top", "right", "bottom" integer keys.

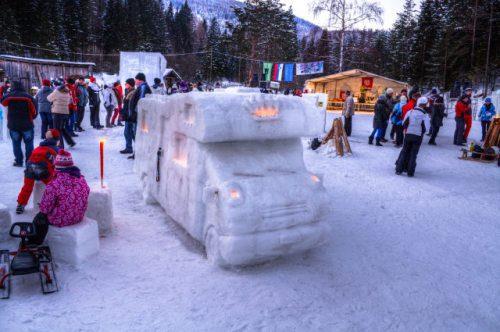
[
  {"left": 376, "top": 138, "right": 383, "bottom": 146},
  {"left": 16, "top": 204, "right": 25, "bottom": 215},
  {"left": 368, "top": 137, "right": 373, "bottom": 145}
]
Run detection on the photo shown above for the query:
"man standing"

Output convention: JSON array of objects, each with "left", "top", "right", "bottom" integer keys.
[
  {"left": 369, "top": 91, "right": 392, "bottom": 146},
  {"left": 380, "top": 88, "right": 394, "bottom": 142},
  {"left": 66, "top": 78, "right": 79, "bottom": 137},
  {"left": 75, "top": 77, "right": 89, "bottom": 132},
  {"left": 35, "top": 79, "right": 54, "bottom": 139},
  {"left": 462, "top": 88, "right": 473, "bottom": 143},
  {"left": 342, "top": 91, "right": 354, "bottom": 136},
  {"left": 120, "top": 78, "right": 137, "bottom": 155},
  {"left": 126, "top": 73, "right": 151, "bottom": 160},
  {"left": 1, "top": 81, "right": 38, "bottom": 166},
  {"left": 395, "top": 97, "right": 430, "bottom": 177},
  {"left": 87, "top": 76, "right": 103, "bottom": 129}
]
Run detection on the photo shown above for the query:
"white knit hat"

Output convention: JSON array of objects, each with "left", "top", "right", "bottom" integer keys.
[
  {"left": 386, "top": 88, "right": 394, "bottom": 95},
  {"left": 417, "top": 96, "right": 429, "bottom": 106}
]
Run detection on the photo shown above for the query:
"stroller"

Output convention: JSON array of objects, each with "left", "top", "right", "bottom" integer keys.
[{"left": 0, "top": 221, "right": 58, "bottom": 299}]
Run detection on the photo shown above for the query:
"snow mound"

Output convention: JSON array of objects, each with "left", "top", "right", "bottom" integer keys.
[
  {"left": 86, "top": 185, "right": 114, "bottom": 236},
  {"left": 46, "top": 217, "right": 99, "bottom": 266},
  {"left": 0, "top": 203, "right": 11, "bottom": 242}
]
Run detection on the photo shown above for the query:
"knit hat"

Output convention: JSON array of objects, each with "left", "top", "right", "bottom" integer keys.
[
  {"left": 135, "top": 72, "right": 146, "bottom": 82},
  {"left": 485, "top": 97, "right": 492, "bottom": 103},
  {"left": 386, "top": 88, "right": 394, "bottom": 95},
  {"left": 42, "top": 79, "right": 51, "bottom": 87},
  {"left": 125, "top": 78, "right": 135, "bottom": 87},
  {"left": 55, "top": 149, "right": 74, "bottom": 169},
  {"left": 46, "top": 129, "right": 60, "bottom": 139},
  {"left": 417, "top": 96, "right": 428, "bottom": 106},
  {"left": 154, "top": 77, "right": 161, "bottom": 85},
  {"left": 89, "top": 76, "right": 96, "bottom": 83}
]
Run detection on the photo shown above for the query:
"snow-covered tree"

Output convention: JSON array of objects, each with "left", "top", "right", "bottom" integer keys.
[{"left": 311, "top": 0, "right": 383, "bottom": 72}]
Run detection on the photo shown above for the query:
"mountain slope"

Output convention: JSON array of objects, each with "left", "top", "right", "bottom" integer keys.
[{"left": 167, "top": 0, "right": 317, "bottom": 37}]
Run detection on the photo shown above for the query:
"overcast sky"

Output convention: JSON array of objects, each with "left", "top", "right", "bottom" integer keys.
[{"left": 280, "top": 0, "right": 422, "bottom": 30}]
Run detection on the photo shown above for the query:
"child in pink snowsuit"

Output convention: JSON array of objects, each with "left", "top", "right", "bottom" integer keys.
[{"left": 39, "top": 149, "right": 90, "bottom": 227}]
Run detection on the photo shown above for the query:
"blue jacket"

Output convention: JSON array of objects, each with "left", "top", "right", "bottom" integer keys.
[
  {"left": 479, "top": 104, "right": 496, "bottom": 122},
  {"left": 391, "top": 102, "right": 404, "bottom": 126},
  {"left": 77, "top": 84, "right": 89, "bottom": 107},
  {"left": 35, "top": 86, "right": 53, "bottom": 113}
]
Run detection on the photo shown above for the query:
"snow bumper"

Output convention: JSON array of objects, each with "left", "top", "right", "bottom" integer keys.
[{"left": 217, "top": 221, "right": 329, "bottom": 266}]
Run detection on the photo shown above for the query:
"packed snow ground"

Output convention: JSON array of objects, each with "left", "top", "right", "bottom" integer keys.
[{"left": 1, "top": 109, "right": 499, "bottom": 331}]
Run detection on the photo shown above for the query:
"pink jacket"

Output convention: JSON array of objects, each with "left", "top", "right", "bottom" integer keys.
[{"left": 39, "top": 168, "right": 90, "bottom": 227}]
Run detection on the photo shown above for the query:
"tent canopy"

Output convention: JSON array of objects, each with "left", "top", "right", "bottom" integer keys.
[
  {"left": 306, "top": 69, "right": 406, "bottom": 86},
  {"left": 163, "top": 68, "right": 181, "bottom": 80}
]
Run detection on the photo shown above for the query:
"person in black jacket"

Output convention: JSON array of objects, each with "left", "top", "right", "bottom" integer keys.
[
  {"left": 87, "top": 76, "right": 103, "bottom": 129},
  {"left": 428, "top": 96, "right": 446, "bottom": 145},
  {"left": 120, "top": 78, "right": 137, "bottom": 155},
  {"left": 1, "top": 81, "right": 38, "bottom": 166},
  {"left": 369, "top": 94, "right": 392, "bottom": 146}
]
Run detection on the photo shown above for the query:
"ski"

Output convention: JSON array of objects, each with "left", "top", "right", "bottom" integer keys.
[
  {"left": 38, "top": 247, "right": 58, "bottom": 294},
  {"left": 0, "top": 250, "right": 11, "bottom": 299}
]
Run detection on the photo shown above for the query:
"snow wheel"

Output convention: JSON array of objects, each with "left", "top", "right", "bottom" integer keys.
[{"left": 204, "top": 227, "right": 225, "bottom": 267}]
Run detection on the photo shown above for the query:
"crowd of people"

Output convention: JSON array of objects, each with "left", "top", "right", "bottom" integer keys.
[{"left": 340, "top": 86, "right": 496, "bottom": 176}]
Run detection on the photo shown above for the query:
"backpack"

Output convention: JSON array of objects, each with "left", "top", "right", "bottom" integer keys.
[
  {"left": 25, "top": 161, "right": 50, "bottom": 180},
  {"left": 310, "top": 137, "right": 322, "bottom": 150}
]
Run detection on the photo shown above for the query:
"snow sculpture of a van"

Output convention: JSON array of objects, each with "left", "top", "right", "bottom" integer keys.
[{"left": 135, "top": 93, "right": 329, "bottom": 266}]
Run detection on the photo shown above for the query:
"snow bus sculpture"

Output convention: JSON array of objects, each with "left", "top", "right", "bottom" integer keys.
[{"left": 135, "top": 93, "right": 329, "bottom": 266}]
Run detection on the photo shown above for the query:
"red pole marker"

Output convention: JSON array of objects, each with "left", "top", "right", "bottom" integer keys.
[{"left": 99, "top": 139, "right": 105, "bottom": 188}]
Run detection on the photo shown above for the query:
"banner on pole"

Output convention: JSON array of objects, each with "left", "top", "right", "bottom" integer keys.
[
  {"left": 295, "top": 61, "right": 324, "bottom": 76},
  {"left": 283, "top": 64, "right": 294, "bottom": 82}
]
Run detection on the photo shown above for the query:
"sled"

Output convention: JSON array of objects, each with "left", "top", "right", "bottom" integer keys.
[
  {"left": 459, "top": 148, "right": 498, "bottom": 164},
  {"left": 0, "top": 223, "right": 58, "bottom": 299}
]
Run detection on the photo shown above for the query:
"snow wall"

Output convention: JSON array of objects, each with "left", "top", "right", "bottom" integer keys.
[{"left": 119, "top": 52, "right": 167, "bottom": 86}]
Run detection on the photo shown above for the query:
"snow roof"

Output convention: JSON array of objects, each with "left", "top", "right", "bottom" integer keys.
[
  {"left": 163, "top": 68, "right": 181, "bottom": 80},
  {"left": 306, "top": 69, "right": 407, "bottom": 86},
  {"left": 0, "top": 54, "right": 95, "bottom": 67}
]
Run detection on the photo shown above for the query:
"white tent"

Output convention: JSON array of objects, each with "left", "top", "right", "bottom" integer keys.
[{"left": 119, "top": 52, "right": 167, "bottom": 86}]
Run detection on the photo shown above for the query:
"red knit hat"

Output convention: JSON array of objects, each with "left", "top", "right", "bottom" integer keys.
[
  {"left": 89, "top": 76, "right": 96, "bottom": 83},
  {"left": 42, "top": 79, "right": 51, "bottom": 87},
  {"left": 46, "top": 129, "right": 60, "bottom": 139},
  {"left": 55, "top": 149, "right": 74, "bottom": 169}
]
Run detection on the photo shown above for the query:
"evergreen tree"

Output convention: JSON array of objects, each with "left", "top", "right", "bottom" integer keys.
[
  {"left": 316, "top": 29, "right": 333, "bottom": 74},
  {"left": 173, "top": 1, "right": 195, "bottom": 52}
]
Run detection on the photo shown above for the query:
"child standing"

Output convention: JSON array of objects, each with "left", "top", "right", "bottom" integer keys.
[{"left": 478, "top": 97, "right": 496, "bottom": 142}]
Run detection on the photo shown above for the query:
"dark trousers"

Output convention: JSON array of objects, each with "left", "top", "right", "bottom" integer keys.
[
  {"left": 105, "top": 105, "right": 113, "bottom": 127},
  {"left": 76, "top": 105, "right": 85, "bottom": 128},
  {"left": 344, "top": 116, "right": 352, "bottom": 136},
  {"left": 454, "top": 117, "right": 465, "bottom": 145},
  {"left": 394, "top": 124, "right": 404, "bottom": 146},
  {"left": 369, "top": 127, "right": 383, "bottom": 141},
  {"left": 9, "top": 129, "right": 34, "bottom": 165},
  {"left": 124, "top": 121, "right": 136, "bottom": 151},
  {"left": 481, "top": 121, "right": 491, "bottom": 141},
  {"left": 429, "top": 125, "right": 440, "bottom": 144},
  {"left": 90, "top": 103, "right": 101, "bottom": 127},
  {"left": 66, "top": 110, "right": 76, "bottom": 134},
  {"left": 396, "top": 134, "right": 422, "bottom": 176},
  {"left": 53, "top": 113, "right": 75, "bottom": 149},
  {"left": 40, "top": 112, "right": 53, "bottom": 139}
]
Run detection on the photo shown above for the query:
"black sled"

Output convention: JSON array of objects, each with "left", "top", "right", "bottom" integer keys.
[{"left": 0, "top": 222, "right": 58, "bottom": 299}]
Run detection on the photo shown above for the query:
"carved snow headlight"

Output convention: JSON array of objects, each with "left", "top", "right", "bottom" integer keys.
[{"left": 225, "top": 182, "right": 245, "bottom": 207}]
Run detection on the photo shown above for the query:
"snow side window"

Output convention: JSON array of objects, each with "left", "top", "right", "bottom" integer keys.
[{"left": 173, "top": 133, "right": 188, "bottom": 168}]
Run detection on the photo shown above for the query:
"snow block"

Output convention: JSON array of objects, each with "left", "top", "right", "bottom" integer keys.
[
  {"left": 0, "top": 204, "right": 12, "bottom": 243},
  {"left": 31, "top": 181, "right": 46, "bottom": 212},
  {"left": 86, "top": 185, "right": 114, "bottom": 236},
  {"left": 46, "top": 217, "right": 99, "bottom": 266}
]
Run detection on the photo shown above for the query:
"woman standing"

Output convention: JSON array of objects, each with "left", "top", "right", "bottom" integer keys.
[
  {"left": 478, "top": 97, "right": 496, "bottom": 141},
  {"left": 47, "top": 84, "right": 76, "bottom": 148},
  {"left": 35, "top": 79, "right": 54, "bottom": 139}
]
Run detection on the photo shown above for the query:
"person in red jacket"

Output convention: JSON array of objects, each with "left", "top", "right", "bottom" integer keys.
[
  {"left": 111, "top": 81, "right": 124, "bottom": 126},
  {"left": 66, "top": 78, "right": 79, "bottom": 137},
  {"left": 454, "top": 96, "right": 470, "bottom": 145},
  {"left": 16, "top": 129, "right": 61, "bottom": 214},
  {"left": 462, "top": 90, "right": 473, "bottom": 142},
  {"left": 402, "top": 90, "right": 421, "bottom": 120}
]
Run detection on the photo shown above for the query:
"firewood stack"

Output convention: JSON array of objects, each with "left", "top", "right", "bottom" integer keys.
[
  {"left": 322, "top": 118, "right": 352, "bottom": 156},
  {"left": 483, "top": 118, "right": 500, "bottom": 149}
]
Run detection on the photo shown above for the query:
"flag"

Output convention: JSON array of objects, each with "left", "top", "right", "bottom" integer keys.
[
  {"left": 262, "top": 62, "right": 273, "bottom": 81},
  {"left": 296, "top": 61, "right": 324, "bottom": 75},
  {"left": 283, "top": 63, "right": 294, "bottom": 82},
  {"left": 361, "top": 77, "right": 374, "bottom": 89},
  {"left": 277, "top": 64, "right": 284, "bottom": 81},
  {"left": 272, "top": 63, "right": 279, "bottom": 81}
]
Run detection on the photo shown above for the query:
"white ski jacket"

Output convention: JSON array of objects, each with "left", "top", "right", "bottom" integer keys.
[{"left": 403, "top": 107, "right": 430, "bottom": 137}]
